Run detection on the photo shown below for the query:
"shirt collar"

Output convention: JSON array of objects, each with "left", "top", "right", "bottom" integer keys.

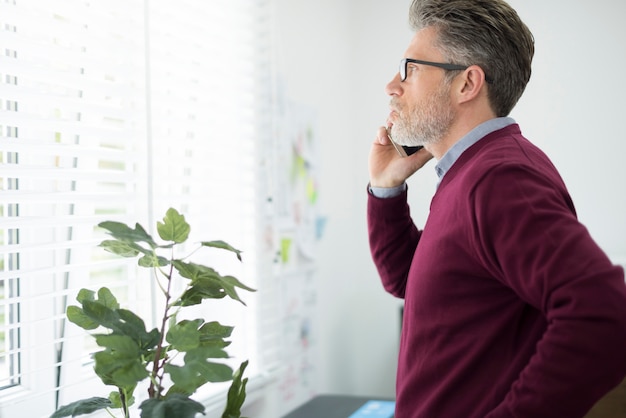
[{"left": 435, "top": 117, "right": 516, "bottom": 187}]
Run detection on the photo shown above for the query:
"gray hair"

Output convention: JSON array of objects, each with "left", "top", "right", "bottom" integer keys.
[{"left": 409, "top": 0, "right": 534, "bottom": 116}]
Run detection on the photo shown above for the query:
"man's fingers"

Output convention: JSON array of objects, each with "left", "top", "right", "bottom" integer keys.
[{"left": 375, "top": 126, "right": 391, "bottom": 145}]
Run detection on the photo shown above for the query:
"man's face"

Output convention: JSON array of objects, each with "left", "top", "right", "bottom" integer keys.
[{"left": 386, "top": 27, "right": 456, "bottom": 147}]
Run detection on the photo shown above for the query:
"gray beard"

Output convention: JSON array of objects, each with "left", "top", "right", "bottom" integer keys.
[
  {"left": 389, "top": 86, "right": 455, "bottom": 147},
  {"left": 390, "top": 121, "right": 436, "bottom": 147}
]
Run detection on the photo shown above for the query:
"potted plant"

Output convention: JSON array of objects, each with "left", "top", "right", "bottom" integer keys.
[{"left": 51, "top": 208, "right": 255, "bottom": 418}]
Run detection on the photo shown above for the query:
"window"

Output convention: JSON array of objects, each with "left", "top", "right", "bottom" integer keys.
[{"left": 0, "top": 0, "right": 274, "bottom": 416}]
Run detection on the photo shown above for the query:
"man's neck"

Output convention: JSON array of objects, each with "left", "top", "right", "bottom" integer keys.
[{"left": 426, "top": 109, "right": 497, "bottom": 160}]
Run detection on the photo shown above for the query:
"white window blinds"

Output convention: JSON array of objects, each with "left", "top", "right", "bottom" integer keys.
[{"left": 0, "top": 0, "right": 274, "bottom": 417}]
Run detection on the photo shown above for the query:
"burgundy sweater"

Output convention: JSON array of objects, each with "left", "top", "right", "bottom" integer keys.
[{"left": 367, "top": 124, "right": 626, "bottom": 417}]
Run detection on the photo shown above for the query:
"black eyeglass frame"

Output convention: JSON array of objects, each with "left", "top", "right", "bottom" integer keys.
[{"left": 399, "top": 58, "right": 492, "bottom": 84}]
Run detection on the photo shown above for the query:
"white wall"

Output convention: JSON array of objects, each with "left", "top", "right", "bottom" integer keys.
[
  {"left": 272, "top": 0, "right": 418, "bottom": 403},
  {"left": 507, "top": 0, "right": 626, "bottom": 259},
  {"left": 253, "top": 0, "right": 626, "bottom": 416}
]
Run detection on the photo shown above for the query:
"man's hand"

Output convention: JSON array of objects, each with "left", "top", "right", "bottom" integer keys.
[{"left": 368, "top": 126, "right": 433, "bottom": 188}]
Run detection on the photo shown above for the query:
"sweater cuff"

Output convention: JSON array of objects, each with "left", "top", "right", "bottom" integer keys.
[{"left": 368, "top": 182, "right": 407, "bottom": 198}]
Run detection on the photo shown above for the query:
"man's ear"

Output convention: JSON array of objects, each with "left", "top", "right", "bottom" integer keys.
[{"left": 455, "top": 65, "right": 488, "bottom": 104}]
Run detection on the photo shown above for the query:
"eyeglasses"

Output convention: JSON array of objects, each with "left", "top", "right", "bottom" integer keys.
[
  {"left": 399, "top": 58, "right": 466, "bottom": 82},
  {"left": 399, "top": 58, "right": 492, "bottom": 83}
]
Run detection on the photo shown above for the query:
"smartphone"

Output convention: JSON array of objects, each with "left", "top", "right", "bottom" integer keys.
[{"left": 387, "top": 128, "right": 423, "bottom": 157}]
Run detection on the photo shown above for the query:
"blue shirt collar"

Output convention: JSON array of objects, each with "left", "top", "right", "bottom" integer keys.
[{"left": 435, "top": 117, "right": 516, "bottom": 187}]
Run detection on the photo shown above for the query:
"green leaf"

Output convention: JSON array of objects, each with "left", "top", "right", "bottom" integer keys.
[
  {"left": 139, "top": 394, "right": 205, "bottom": 418},
  {"left": 165, "top": 345, "right": 233, "bottom": 395},
  {"left": 138, "top": 252, "right": 170, "bottom": 268},
  {"left": 157, "top": 208, "right": 190, "bottom": 243},
  {"left": 93, "top": 334, "right": 149, "bottom": 387},
  {"left": 99, "top": 220, "right": 158, "bottom": 249},
  {"left": 67, "top": 288, "right": 120, "bottom": 331},
  {"left": 50, "top": 397, "right": 113, "bottom": 418},
  {"left": 95, "top": 333, "right": 140, "bottom": 353},
  {"left": 108, "top": 389, "right": 136, "bottom": 410},
  {"left": 81, "top": 300, "right": 122, "bottom": 331},
  {"left": 165, "top": 321, "right": 234, "bottom": 391},
  {"left": 172, "top": 261, "right": 226, "bottom": 305},
  {"left": 185, "top": 344, "right": 230, "bottom": 362},
  {"left": 201, "top": 240, "right": 243, "bottom": 261},
  {"left": 117, "top": 309, "right": 161, "bottom": 350},
  {"left": 76, "top": 288, "right": 96, "bottom": 304},
  {"left": 67, "top": 305, "right": 99, "bottom": 330},
  {"left": 166, "top": 319, "right": 203, "bottom": 352},
  {"left": 115, "top": 308, "right": 148, "bottom": 332},
  {"left": 166, "top": 359, "right": 233, "bottom": 395},
  {"left": 97, "top": 287, "right": 120, "bottom": 310},
  {"left": 220, "top": 275, "right": 256, "bottom": 305},
  {"left": 172, "top": 260, "right": 255, "bottom": 306},
  {"left": 73, "top": 289, "right": 160, "bottom": 349},
  {"left": 99, "top": 239, "right": 142, "bottom": 258},
  {"left": 222, "top": 360, "right": 249, "bottom": 418},
  {"left": 198, "top": 321, "right": 234, "bottom": 342},
  {"left": 193, "top": 321, "right": 234, "bottom": 350},
  {"left": 172, "top": 259, "right": 212, "bottom": 282},
  {"left": 163, "top": 362, "right": 203, "bottom": 395},
  {"left": 221, "top": 275, "right": 255, "bottom": 293},
  {"left": 178, "top": 279, "right": 227, "bottom": 307}
]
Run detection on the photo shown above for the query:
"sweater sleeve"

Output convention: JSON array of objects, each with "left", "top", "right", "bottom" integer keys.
[
  {"left": 367, "top": 185, "right": 421, "bottom": 299},
  {"left": 471, "top": 164, "right": 626, "bottom": 418}
]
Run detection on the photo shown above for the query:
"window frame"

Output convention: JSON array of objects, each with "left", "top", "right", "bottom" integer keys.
[{"left": 0, "top": 1, "right": 274, "bottom": 417}]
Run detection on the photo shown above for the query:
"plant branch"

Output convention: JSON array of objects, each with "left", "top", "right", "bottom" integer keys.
[
  {"left": 181, "top": 243, "right": 202, "bottom": 261},
  {"left": 148, "top": 252, "right": 176, "bottom": 399}
]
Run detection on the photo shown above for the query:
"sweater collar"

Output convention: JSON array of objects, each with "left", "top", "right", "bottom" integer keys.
[{"left": 435, "top": 117, "right": 516, "bottom": 188}]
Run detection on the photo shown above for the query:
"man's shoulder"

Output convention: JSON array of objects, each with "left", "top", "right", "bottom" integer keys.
[
  {"left": 443, "top": 128, "right": 564, "bottom": 193},
  {"left": 468, "top": 127, "right": 554, "bottom": 173}
]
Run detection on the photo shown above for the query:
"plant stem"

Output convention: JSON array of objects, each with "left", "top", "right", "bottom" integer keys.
[
  {"left": 119, "top": 388, "right": 127, "bottom": 418},
  {"left": 148, "top": 257, "right": 176, "bottom": 399}
]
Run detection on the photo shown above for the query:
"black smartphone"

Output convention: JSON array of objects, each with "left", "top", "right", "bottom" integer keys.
[
  {"left": 387, "top": 128, "right": 423, "bottom": 157},
  {"left": 401, "top": 145, "right": 423, "bottom": 156}
]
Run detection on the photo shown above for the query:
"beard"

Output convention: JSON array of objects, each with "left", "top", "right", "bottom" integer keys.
[{"left": 390, "top": 83, "right": 455, "bottom": 147}]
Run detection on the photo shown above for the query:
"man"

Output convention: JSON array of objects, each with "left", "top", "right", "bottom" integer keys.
[{"left": 367, "top": 0, "right": 626, "bottom": 417}]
